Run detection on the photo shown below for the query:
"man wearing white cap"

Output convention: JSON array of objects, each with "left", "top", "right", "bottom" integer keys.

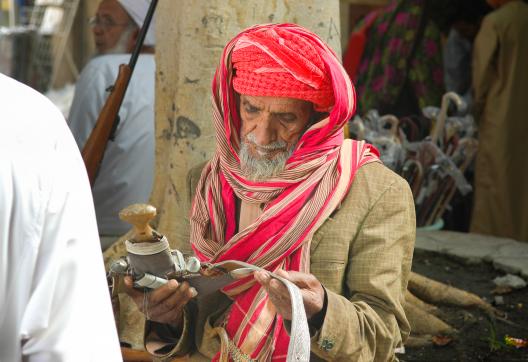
[{"left": 68, "top": 0, "right": 156, "bottom": 250}]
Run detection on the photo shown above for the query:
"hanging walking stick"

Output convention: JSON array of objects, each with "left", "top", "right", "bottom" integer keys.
[
  {"left": 427, "top": 138, "right": 478, "bottom": 224},
  {"left": 430, "top": 92, "right": 464, "bottom": 151}
]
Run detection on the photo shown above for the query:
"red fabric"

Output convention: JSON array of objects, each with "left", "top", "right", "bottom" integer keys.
[
  {"left": 190, "top": 24, "right": 380, "bottom": 361},
  {"left": 343, "top": 11, "right": 379, "bottom": 81},
  {"left": 232, "top": 27, "right": 335, "bottom": 111}
]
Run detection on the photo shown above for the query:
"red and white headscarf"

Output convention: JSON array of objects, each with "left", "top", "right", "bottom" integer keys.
[{"left": 190, "top": 24, "right": 379, "bottom": 361}]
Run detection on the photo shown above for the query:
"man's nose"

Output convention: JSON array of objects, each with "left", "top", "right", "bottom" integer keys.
[
  {"left": 251, "top": 117, "right": 276, "bottom": 145},
  {"left": 92, "top": 23, "right": 103, "bottom": 36}
]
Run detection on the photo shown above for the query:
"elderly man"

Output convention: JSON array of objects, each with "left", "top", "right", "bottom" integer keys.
[
  {"left": 68, "top": 0, "right": 155, "bottom": 249},
  {"left": 126, "top": 24, "right": 415, "bottom": 361},
  {"left": 0, "top": 73, "right": 122, "bottom": 361}
]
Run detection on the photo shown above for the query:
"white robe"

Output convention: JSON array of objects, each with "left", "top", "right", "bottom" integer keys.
[
  {"left": 68, "top": 54, "right": 155, "bottom": 240},
  {"left": 0, "top": 74, "right": 122, "bottom": 361}
]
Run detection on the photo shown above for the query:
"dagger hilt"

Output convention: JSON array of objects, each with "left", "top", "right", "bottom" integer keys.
[{"left": 119, "top": 203, "right": 157, "bottom": 242}]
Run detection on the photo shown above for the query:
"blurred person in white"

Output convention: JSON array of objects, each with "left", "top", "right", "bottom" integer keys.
[
  {"left": 0, "top": 73, "right": 122, "bottom": 362},
  {"left": 68, "top": 0, "right": 155, "bottom": 250}
]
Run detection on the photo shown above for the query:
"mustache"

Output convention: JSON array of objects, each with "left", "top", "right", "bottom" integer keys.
[
  {"left": 244, "top": 133, "right": 287, "bottom": 151},
  {"left": 238, "top": 135, "right": 294, "bottom": 181}
]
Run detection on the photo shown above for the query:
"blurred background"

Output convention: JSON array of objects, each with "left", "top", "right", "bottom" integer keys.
[{"left": 1, "top": 0, "right": 526, "bottom": 239}]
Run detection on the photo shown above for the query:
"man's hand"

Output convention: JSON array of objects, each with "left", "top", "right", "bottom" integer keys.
[
  {"left": 254, "top": 269, "right": 325, "bottom": 320},
  {"left": 124, "top": 276, "right": 197, "bottom": 329}
]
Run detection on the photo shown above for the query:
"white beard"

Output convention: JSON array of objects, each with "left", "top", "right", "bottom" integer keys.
[
  {"left": 238, "top": 133, "right": 294, "bottom": 181},
  {"left": 101, "top": 26, "right": 135, "bottom": 55}
]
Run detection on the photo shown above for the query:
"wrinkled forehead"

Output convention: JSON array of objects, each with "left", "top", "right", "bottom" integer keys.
[{"left": 239, "top": 94, "right": 313, "bottom": 114}]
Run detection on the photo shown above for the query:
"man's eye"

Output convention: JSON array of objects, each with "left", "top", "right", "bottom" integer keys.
[
  {"left": 245, "top": 105, "right": 259, "bottom": 113},
  {"left": 280, "top": 115, "right": 296, "bottom": 123},
  {"left": 101, "top": 16, "right": 115, "bottom": 26}
]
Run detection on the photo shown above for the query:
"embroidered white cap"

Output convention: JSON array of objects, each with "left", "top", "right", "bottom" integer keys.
[{"left": 117, "top": 0, "right": 156, "bottom": 46}]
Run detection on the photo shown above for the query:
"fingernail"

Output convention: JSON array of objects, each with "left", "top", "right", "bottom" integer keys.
[
  {"left": 190, "top": 287, "right": 198, "bottom": 298},
  {"left": 257, "top": 270, "right": 269, "bottom": 280}
]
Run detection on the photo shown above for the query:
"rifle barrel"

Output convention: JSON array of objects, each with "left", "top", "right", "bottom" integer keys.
[{"left": 128, "top": 0, "right": 159, "bottom": 72}]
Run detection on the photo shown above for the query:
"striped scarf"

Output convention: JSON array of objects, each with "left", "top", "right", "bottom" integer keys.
[{"left": 190, "top": 24, "right": 379, "bottom": 361}]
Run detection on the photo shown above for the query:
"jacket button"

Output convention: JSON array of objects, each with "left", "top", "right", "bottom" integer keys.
[{"left": 322, "top": 339, "right": 334, "bottom": 351}]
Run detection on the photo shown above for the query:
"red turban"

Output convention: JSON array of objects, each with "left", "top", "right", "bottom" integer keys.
[{"left": 231, "top": 27, "right": 335, "bottom": 111}]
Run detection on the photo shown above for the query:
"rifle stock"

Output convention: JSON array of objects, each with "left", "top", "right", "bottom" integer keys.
[
  {"left": 81, "top": 64, "right": 132, "bottom": 186},
  {"left": 120, "top": 347, "right": 154, "bottom": 361}
]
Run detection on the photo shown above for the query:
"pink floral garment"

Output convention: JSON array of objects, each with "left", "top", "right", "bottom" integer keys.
[{"left": 354, "top": 0, "right": 445, "bottom": 116}]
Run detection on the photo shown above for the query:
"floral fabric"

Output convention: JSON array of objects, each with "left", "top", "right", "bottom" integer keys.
[{"left": 354, "top": 0, "right": 445, "bottom": 116}]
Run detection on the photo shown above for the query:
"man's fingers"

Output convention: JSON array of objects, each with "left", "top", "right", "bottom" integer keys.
[
  {"left": 254, "top": 270, "right": 271, "bottom": 286},
  {"left": 255, "top": 271, "right": 286, "bottom": 298},
  {"left": 268, "top": 278, "right": 289, "bottom": 300},
  {"left": 147, "top": 279, "right": 181, "bottom": 305},
  {"left": 148, "top": 282, "right": 197, "bottom": 318},
  {"left": 267, "top": 278, "right": 292, "bottom": 319},
  {"left": 153, "top": 308, "right": 185, "bottom": 325},
  {"left": 255, "top": 270, "right": 295, "bottom": 299},
  {"left": 123, "top": 276, "right": 181, "bottom": 307},
  {"left": 275, "top": 269, "right": 313, "bottom": 288},
  {"left": 123, "top": 276, "right": 142, "bottom": 297},
  {"left": 275, "top": 269, "right": 289, "bottom": 278},
  {"left": 123, "top": 276, "right": 198, "bottom": 320},
  {"left": 123, "top": 276, "right": 145, "bottom": 307},
  {"left": 256, "top": 269, "right": 325, "bottom": 320},
  {"left": 255, "top": 270, "right": 293, "bottom": 317}
]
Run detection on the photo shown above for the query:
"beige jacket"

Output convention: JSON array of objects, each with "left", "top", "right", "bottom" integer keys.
[{"left": 148, "top": 161, "right": 416, "bottom": 361}]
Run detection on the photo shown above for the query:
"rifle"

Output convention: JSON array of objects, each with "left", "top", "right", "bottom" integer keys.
[
  {"left": 120, "top": 347, "right": 156, "bottom": 362},
  {"left": 82, "top": 0, "right": 159, "bottom": 186}
]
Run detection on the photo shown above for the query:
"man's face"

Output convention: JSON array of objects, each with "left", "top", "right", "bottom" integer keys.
[
  {"left": 92, "top": 0, "right": 134, "bottom": 54},
  {"left": 238, "top": 94, "right": 312, "bottom": 180}
]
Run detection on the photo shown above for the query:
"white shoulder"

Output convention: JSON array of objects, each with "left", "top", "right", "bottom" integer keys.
[{"left": 0, "top": 74, "right": 66, "bottom": 145}]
